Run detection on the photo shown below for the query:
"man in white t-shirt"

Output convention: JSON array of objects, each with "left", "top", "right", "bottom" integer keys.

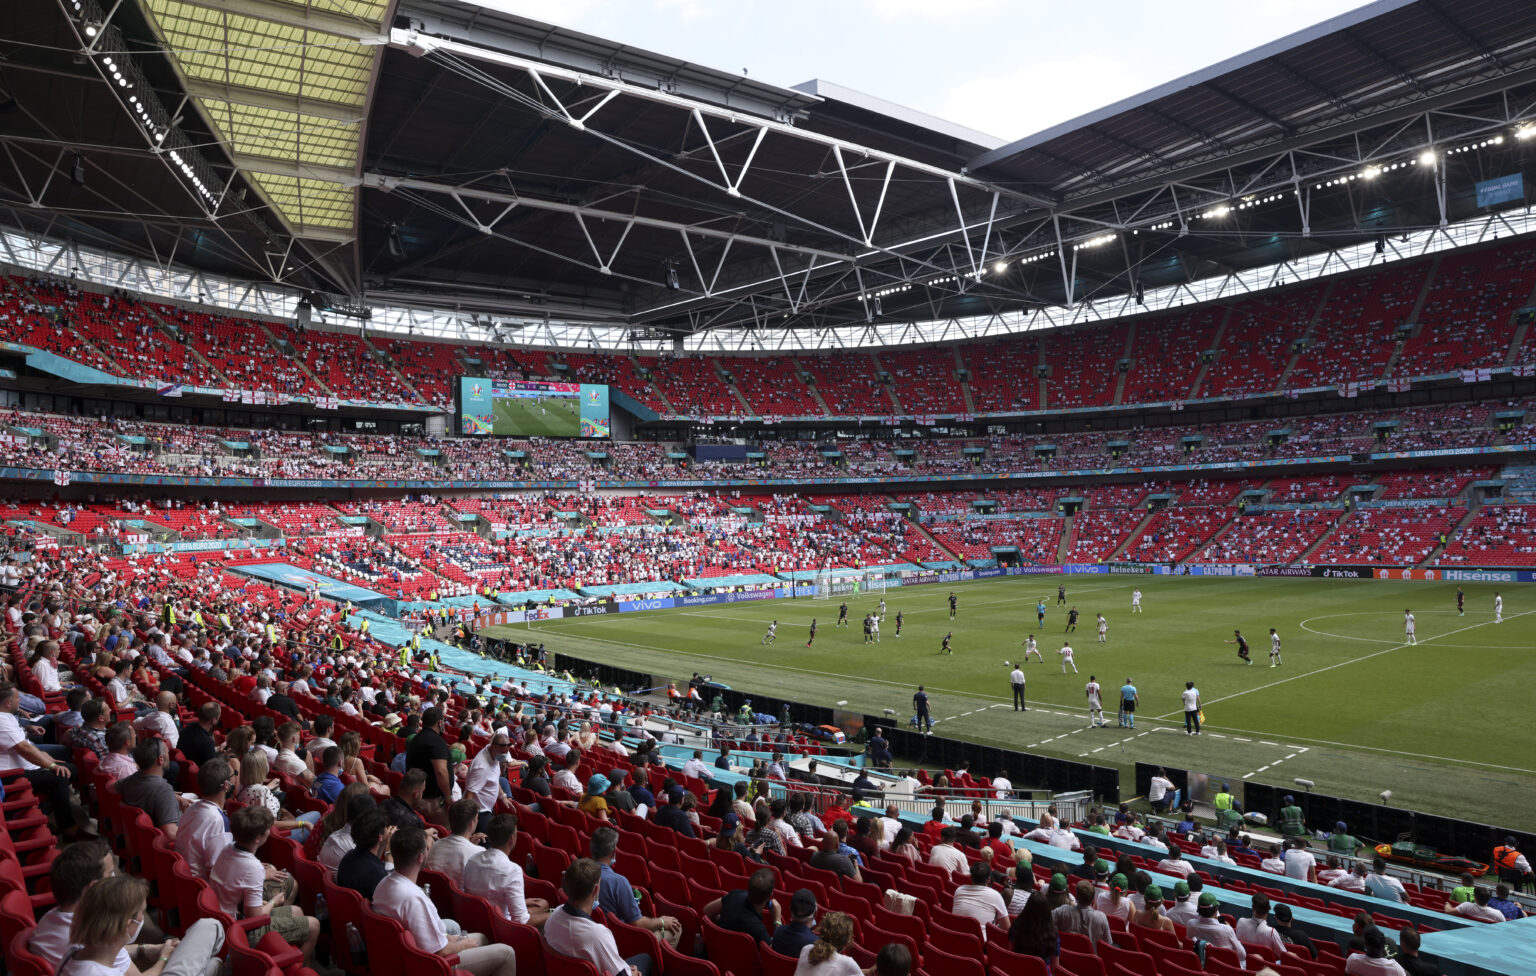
[
  {"left": 1148, "top": 769, "right": 1174, "bottom": 812},
  {"left": 1234, "top": 894, "right": 1288, "bottom": 960},
  {"left": 545, "top": 858, "right": 649, "bottom": 976},
  {"left": 421, "top": 799, "right": 483, "bottom": 884},
  {"left": 1283, "top": 839, "right": 1318, "bottom": 883},
  {"left": 952, "top": 861, "right": 1010, "bottom": 932},
  {"left": 210, "top": 806, "right": 318, "bottom": 961},
  {"left": 1058, "top": 642, "right": 1077, "bottom": 674},
  {"left": 928, "top": 828, "right": 969, "bottom": 877},
  {"left": 1446, "top": 887, "right": 1505, "bottom": 923},
  {"left": 1131, "top": 589, "right": 1142, "bottom": 612},
  {"left": 462, "top": 814, "right": 551, "bottom": 928},
  {"left": 1186, "top": 893, "right": 1246, "bottom": 966},
  {"left": 992, "top": 771, "right": 1013, "bottom": 800},
  {"left": 1260, "top": 844, "right": 1287, "bottom": 875},
  {"left": 375, "top": 827, "right": 517, "bottom": 976},
  {"left": 176, "top": 760, "right": 235, "bottom": 879},
  {"left": 1156, "top": 847, "right": 1195, "bottom": 878},
  {"left": 1181, "top": 681, "right": 1202, "bottom": 735}
]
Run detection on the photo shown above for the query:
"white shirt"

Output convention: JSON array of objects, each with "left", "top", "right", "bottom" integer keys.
[
  {"left": 1180, "top": 688, "right": 1200, "bottom": 712},
  {"left": 793, "top": 944, "right": 862, "bottom": 976},
  {"left": 1235, "top": 917, "right": 1287, "bottom": 958},
  {"left": 1132, "top": 591, "right": 1141, "bottom": 604},
  {"left": 34, "top": 658, "right": 62, "bottom": 693},
  {"left": 463, "top": 847, "right": 528, "bottom": 923},
  {"left": 1059, "top": 644, "right": 1073, "bottom": 657},
  {"left": 1093, "top": 891, "right": 1132, "bottom": 922},
  {"left": 465, "top": 752, "right": 504, "bottom": 812},
  {"left": 952, "top": 884, "right": 1009, "bottom": 930},
  {"left": 319, "top": 823, "right": 356, "bottom": 872},
  {"left": 422, "top": 834, "right": 481, "bottom": 883},
  {"left": 176, "top": 799, "right": 233, "bottom": 878},
  {"left": 1260, "top": 856, "right": 1287, "bottom": 874},
  {"left": 992, "top": 776, "right": 1012, "bottom": 799},
  {"left": 135, "top": 709, "right": 179, "bottom": 749},
  {"left": 1085, "top": 681, "right": 1101, "bottom": 705},
  {"left": 1284, "top": 848, "right": 1317, "bottom": 881},
  {"left": 1009, "top": 668, "right": 1025, "bottom": 685},
  {"left": 878, "top": 816, "right": 903, "bottom": 847},
  {"left": 1404, "top": 613, "right": 1415, "bottom": 631},
  {"left": 545, "top": 903, "right": 627, "bottom": 976},
  {"left": 0, "top": 711, "right": 38, "bottom": 772},
  {"left": 681, "top": 758, "right": 709, "bottom": 780},
  {"left": 928, "top": 843, "right": 968, "bottom": 876},
  {"left": 1156, "top": 858, "right": 1194, "bottom": 878},
  {"left": 1344, "top": 956, "right": 1407, "bottom": 976},
  {"left": 1451, "top": 902, "right": 1506, "bottom": 923},
  {"left": 209, "top": 846, "right": 265, "bottom": 917},
  {"left": 1186, "top": 916, "right": 1245, "bottom": 965},
  {"left": 771, "top": 818, "right": 803, "bottom": 849},
  {"left": 374, "top": 872, "right": 448, "bottom": 953},
  {"left": 1149, "top": 776, "right": 1172, "bottom": 802},
  {"left": 1165, "top": 900, "right": 1199, "bottom": 926}
]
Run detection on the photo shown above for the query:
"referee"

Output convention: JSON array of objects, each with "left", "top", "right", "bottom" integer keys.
[{"left": 1009, "top": 663, "right": 1027, "bottom": 711}]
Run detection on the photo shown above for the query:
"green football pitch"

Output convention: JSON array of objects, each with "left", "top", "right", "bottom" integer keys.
[
  {"left": 493, "top": 395, "right": 579, "bottom": 436},
  {"left": 485, "top": 575, "right": 1536, "bottom": 830}
]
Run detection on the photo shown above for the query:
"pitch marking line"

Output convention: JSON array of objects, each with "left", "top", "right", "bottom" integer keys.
[
  {"left": 1156, "top": 609, "right": 1536, "bottom": 718},
  {"left": 1244, "top": 745, "right": 1308, "bottom": 780},
  {"left": 1300, "top": 610, "right": 1529, "bottom": 648}
]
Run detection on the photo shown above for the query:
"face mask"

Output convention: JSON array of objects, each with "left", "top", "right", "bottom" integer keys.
[{"left": 127, "top": 916, "right": 144, "bottom": 943}]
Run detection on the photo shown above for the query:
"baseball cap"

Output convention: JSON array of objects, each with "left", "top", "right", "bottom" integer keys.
[
  {"left": 1111, "top": 873, "right": 1128, "bottom": 892},
  {"left": 721, "top": 813, "right": 740, "bottom": 829},
  {"left": 1283, "top": 794, "right": 1295, "bottom": 804},
  {"left": 1335, "top": 821, "right": 1348, "bottom": 832},
  {"left": 791, "top": 888, "right": 817, "bottom": 919},
  {"left": 608, "top": 768, "right": 628, "bottom": 786},
  {"left": 586, "top": 774, "right": 610, "bottom": 795},
  {"left": 1173, "top": 881, "right": 1190, "bottom": 898},
  {"left": 1094, "top": 859, "right": 1111, "bottom": 877},
  {"left": 1273, "top": 903, "right": 1293, "bottom": 921},
  {"left": 1199, "top": 892, "right": 1219, "bottom": 908},
  {"left": 1144, "top": 884, "right": 1163, "bottom": 903},
  {"left": 666, "top": 786, "right": 685, "bottom": 803},
  {"left": 1049, "top": 874, "right": 1068, "bottom": 892}
]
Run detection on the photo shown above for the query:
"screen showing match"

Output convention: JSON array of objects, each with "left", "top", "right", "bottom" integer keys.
[{"left": 458, "top": 377, "right": 611, "bottom": 438}]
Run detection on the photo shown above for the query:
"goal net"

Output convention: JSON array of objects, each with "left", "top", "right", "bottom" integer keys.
[{"left": 813, "top": 569, "right": 887, "bottom": 599}]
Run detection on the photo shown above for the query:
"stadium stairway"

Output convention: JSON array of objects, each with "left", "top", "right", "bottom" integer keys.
[
  {"left": 1108, "top": 507, "right": 1160, "bottom": 560},
  {"left": 628, "top": 353, "right": 679, "bottom": 415},
  {"left": 1111, "top": 320, "right": 1138, "bottom": 406},
  {"left": 254, "top": 320, "right": 334, "bottom": 396},
  {"left": 1273, "top": 278, "right": 1335, "bottom": 392},
  {"left": 1381, "top": 254, "right": 1443, "bottom": 381},
  {"left": 1419, "top": 502, "right": 1482, "bottom": 566},
  {"left": 720, "top": 366, "right": 757, "bottom": 416},
  {"left": 9, "top": 277, "right": 131, "bottom": 377},
  {"left": 1501, "top": 277, "right": 1536, "bottom": 366},
  {"left": 950, "top": 345, "right": 978, "bottom": 414},
  {"left": 794, "top": 361, "right": 835, "bottom": 416},
  {"left": 871, "top": 351, "right": 904, "bottom": 415},
  {"left": 1055, "top": 513, "right": 1074, "bottom": 563},
  {"left": 1183, "top": 308, "right": 1231, "bottom": 402},
  {"left": 907, "top": 518, "right": 963, "bottom": 563},
  {"left": 1296, "top": 506, "right": 1353, "bottom": 562},
  {"left": 369, "top": 339, "right": 430, "bottom": 404}
]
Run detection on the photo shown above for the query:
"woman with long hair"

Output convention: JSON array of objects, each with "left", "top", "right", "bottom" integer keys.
[
  {"left": 220, "top": 725, "right": 255, "bottom": 782},
  {"left": 888, "top": 827, "right": 918, "bottom": 861},
  {"left": 794, "top": 911, "right": 860, "bottom": 975},
  {"left": 1008, "top": 890, "right": 1060, "bottom": 967},
  {"left": 1095, "top": 873, "right": 1134, "bottom": 923},
  {"left": 1131, "top": 883, "right": 1175, "bottom": 933},
  {"left": 304, "top": 781, "right": 369, "bottom": 860},
  {"left": 338, "top": 731, "right": 388, "bottom": 797}
]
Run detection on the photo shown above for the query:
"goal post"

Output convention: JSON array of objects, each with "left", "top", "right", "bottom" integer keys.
[{"left": 813, "top": 568, "right": 886, "bottom": 599}]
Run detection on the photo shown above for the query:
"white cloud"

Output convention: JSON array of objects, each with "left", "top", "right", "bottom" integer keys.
[{"left": 932, "top": 53, "right": 1154, "bottom": 143}]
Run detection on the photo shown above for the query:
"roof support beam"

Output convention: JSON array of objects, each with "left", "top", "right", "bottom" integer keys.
[
  {"left": 155, "top": 0, "right": 388, "bottom": 40},
  {"left": 180, "top": 79, "right": 367, "bottom": 123}
]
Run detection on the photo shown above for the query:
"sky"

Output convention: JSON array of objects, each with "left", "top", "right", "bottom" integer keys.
[{"left": 471, "top": 0, "right": 1379, "bottom": 144}]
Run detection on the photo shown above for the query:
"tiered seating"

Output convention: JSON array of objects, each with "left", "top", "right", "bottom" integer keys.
[
  {"left": 0, "top": 277, "right": 124, "bottom": 373},
  {"left": 960, "top": 336, "right": 1038, "bottom": 413},
  {"left": 1189, "top": 509, "right": 1340, "bottom": 564},
  {"left": 151, "top": 303, "right": 307, "bottom": 394},
  {"left": 798, "top": 352, "right": 891, "bottom": 415},
  {"left": 637, "top": 355, "right": 743, "bottom": 417},
  {"left": 1122, "top": 308, "right": 1220, "bottom": 404},
  {"left": 718, "top": 356, "right": 822, "bottom": 417},
  {"left": 1439, "top": 504, "right": 1536, "bottom": 565},
  {"left": 1063, "top": 509, "right": 1145, "bottom": 562},
  {"left": 224, "top": 502, "right": 344, "bottom": 535},
  {"left": 1373, "top": 467, "right": 1493, "bottom": 500},
  {"left": 562, "top": 352, "right": 667, "bottom": 414},
  {"left": 1395, "top": 240, "right": 1536, "bottom": 377},
  {"left": 333, "top": 500, "right": 456, "bottom": 532},
  {"left": 372, "top": 335, "right": 461, "bottom": 409},
  {"left": 1121, "top": 505, "right": 1232, "bottom": 563},
  {"left": 1308, "top": 506, "right": 1467, "bottom": 564},
  {"left": 269, "top": 323, "right": 420, "bottom": 404},
  {"left": 1043, "top": 324, "right": 1129, "bottom": 408},
  {"left": 1206, "top": 283, "right": 1327, "bottom": 397},
  {"left": 1288, "top": 263, "right": 1427, "bottom": 388},
  {"left": 879, "top": 348, "right": 967, "bottom": 414},
  {"left": 928, "top": 517, "right": 1064, "bottom": 564},
  {"left": 1265, "top": 474, "right": 1351, "bottom": 504}
]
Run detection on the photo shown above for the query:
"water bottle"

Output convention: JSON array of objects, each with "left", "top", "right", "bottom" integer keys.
[{"left": 423, "top": 882, "right": 433, "bottom": 901}]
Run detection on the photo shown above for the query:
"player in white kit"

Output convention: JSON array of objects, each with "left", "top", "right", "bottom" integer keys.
[
  {"left": 1404, "top": 609, "right": 1416, "bottom": 644},
  {"left": 1019, "top": 633, "right": 1044, "bottom": 663},
  {"left": 761, "top": 620, "right": 778, "bottom": 645},
  {"left": 1131, "top": 589, "right": 1143, "bottom": 613},
  {"left": 1268, "top": 627, "right": 1283, "bottom": 667},
  {"left": 877, "top": 598, "right": 887, "bottom": 621},
  {"left": 1058, "top": 642, "right": 1078, "bottom": 674},
  {"left": 1096, "top": 613, "right": 1108, "bottom": 643},
  {"left": 869, "top": 615, "right": 880, "bottom": 642},
  {"left": 1494, "top": 592, "right": 1503, "bottom": 623},
  {"left": 1085, "top": 675, "right": 1105, "bottom": 727}
]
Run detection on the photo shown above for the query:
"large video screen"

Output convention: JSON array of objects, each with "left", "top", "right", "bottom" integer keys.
[{"left": 458, "top": 377, "right": 610, "bottom": 438}]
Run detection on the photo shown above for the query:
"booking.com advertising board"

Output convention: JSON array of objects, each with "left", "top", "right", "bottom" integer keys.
[{"left": 469, "top": 562, "right": 1536, "bottom": 629}]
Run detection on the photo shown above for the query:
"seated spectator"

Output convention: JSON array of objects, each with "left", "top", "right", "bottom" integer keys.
[
  {"left": 336, "top": 808, "right": 393, "bottom": 899},
  {"left": 952, "top": 860, "right": 1009, "bottom": 931},
  {"left": 654, "top": 786, "right": 696, "bottom": 838},
  {"left": 133, "top": 692, "right": 181, "bottom": 752},
  {"left": 1271, "top": 903, "right": 1317, "bottom": 960},
  {"left": 27, "top": 841, "right": 138, "bottom": 971},
  {"left": 176, "top": 759, "right": 235, "bottom": 878},
  {"left": 1155, "top": 846, "right": 1194, "bottom": 877},
  {"left": 302, "top": 715, "right": 337, "bottom": 763},
  {"left": 578, "top": 774, "right": 612, "bottom": 821},
  {"left": 1260, "top": 844, "right": 1287, "bottom": 874},
  {"left": 236, "top": 748, "right": 321, "bottom": 843},
  {"left": 380, "top": 769, "right": 429, "bottom": 829},
  {"left": 422, "top": 799, "right": 483, "bottom": 882},
  {"left": 462, "top": 813, "right": 551, "bottom": 928},
  {"left": 873, "top": 943, "right": 912, "bottom": 976},
  {"left": 770, "top": 889, "right": 819, "bottom": 959},
  {"left": 1396, "top": 929, "right": 1438, "bottom": 976},
  {"left": 1444, "top": 886, "right": 1505, "bottom": 923},
  {"left": 545, "top": 858, "right": 652, "bottom": 976},
  {"left": 590, "top": 826, "right": 681, "bottom": 947},
  {"left": 210, "top": 806, "right": 320, "bottom": 963},
  {"left": 928, "top": 826, "right": 968, "bottom": 877},
  {"left": 1365, "top": 857, "right": 1407, "bottom": 903},
  {"left": 1007, "top": 891, "right": 1059, "bottom": 969},
  {"left": 1345, "top": 926, "right": 1406, "bottom": 974},
  {"left": 1235, "top": 893, "right": 1287, "bottom": 958},
  {"left": 1488, "top": 884, "right": 1525, "bottom": 921},
  {"left": 55, "top": 874, "right": 224, "bottom": 976},
  {"left": 68, "top": 699, "right": 111, "bottom": 759},
  {"left": 794, "top": 911, "right": 859, "bottom": 975},
  {"left": 311, "top": 747, "right": 346, "bottom": 806},
  {"left": 272, "top": 722, "right": 314, "bottom": 786},
  {"left": 1131, "top": 884, "right": 1174, "bottom": 934},
  {"left": 809, "top": 830, "right": 861, "bottom": 882},
  {"left": 552, "top": 750, "right": 583, "bottom": 794},
  {"left": 179, "top": 702, "right": 221, "bottom": 768},
  {"left": 704, "top": 867, "right": 781, "bottom": 944},
  {"left": 1185, "top": 892, "right": 1245, "bottom": 966},
  {"left": 116, "top": 738, "right": 186, "bottom": 839},
  {"left": 1094, "top": 874, "right": 1133, "bottom": 924},
  {"left": 319, "top": 792, "right": 377, "bottom": 872},
  {"left": 1165, "top": 880, "right": 1198, "bottom": 927},
  {"left": 374, "top": 827, "right": 516, "bottom": 976},
  {"left": 1, "top": 680, "right": 85, "bottom": 839}
]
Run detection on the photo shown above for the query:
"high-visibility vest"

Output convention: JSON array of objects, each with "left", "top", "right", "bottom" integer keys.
[{"left": 1493, "top": 845, "right": 1523, "bottom": 873}]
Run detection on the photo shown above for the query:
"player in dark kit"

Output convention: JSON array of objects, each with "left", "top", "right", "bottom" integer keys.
[
  {"left": 1057, "top": 584, "right": 1067, "bottom": 606},
  {"left": 1457, "top": 587, "right": 1465, "bottom": 616},
  {"left": 948, "top": 592, "right": 958, "bottom": 619},
  {"left": 1225, "top": 629, "right": 1252, "bottom": 665},
  {"left": 941, "top": 632, "right": 954, "bottom": 655},
  {"left": 1066, "top": 607, "right": 1079, "bottom": 633},
  {"left": 837, "top": 602, "right": 849, "bottom": 627},
  {"left": 894, "top": 610, "right": 904, "bottom": 637},
  {"left": 806, "top": 619, "right": 818, "bottom": 647}
]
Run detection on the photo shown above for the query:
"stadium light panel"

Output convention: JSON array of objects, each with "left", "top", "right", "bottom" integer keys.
[{"left": 993, "top": 260, "right": 1007, "bottom": 274}]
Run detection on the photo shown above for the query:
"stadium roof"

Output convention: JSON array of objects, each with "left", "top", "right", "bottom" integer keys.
[{"left": 3, "top": 0, "right": 1536, "bottom": 344}]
